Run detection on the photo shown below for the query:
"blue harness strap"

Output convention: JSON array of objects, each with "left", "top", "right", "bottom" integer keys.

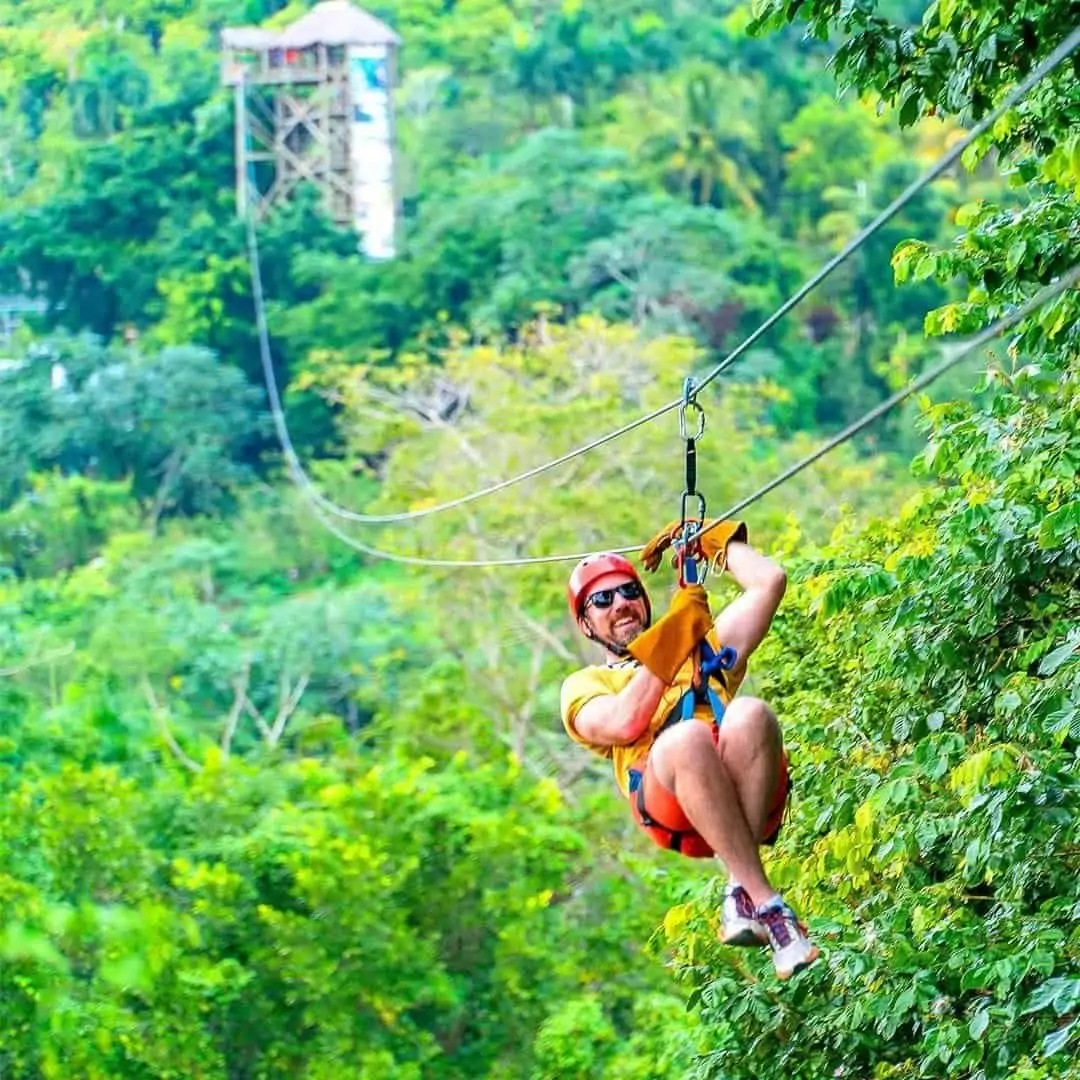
[
  {"left": 679, "top": 638, "right": 737, "bottom": 723},
  {"left": 676, "top": 549, "right": 737, "bottom": 725}
]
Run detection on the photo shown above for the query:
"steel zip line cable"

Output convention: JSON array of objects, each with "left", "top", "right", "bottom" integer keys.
[
  {"left": 693, "top": 23, "right": 1080, "bottom": 397},
  {"left": 265, "top": 257, "right": 1080, "bottom": 568},
  {"left": 248, "top": 24, "right": 1080, "bottom": 527},
  {"left": 692, "top": 263, "right": 1080, "bottom": 543}
]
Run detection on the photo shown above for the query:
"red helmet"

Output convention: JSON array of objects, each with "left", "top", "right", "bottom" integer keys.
[{"left": 567, "top": 552, "right": 650, "bottom": 622}]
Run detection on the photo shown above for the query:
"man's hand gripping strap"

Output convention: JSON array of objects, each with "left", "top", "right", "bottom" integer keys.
[{"left": 640, "top": 519, "right": 749, "bottom": 575}]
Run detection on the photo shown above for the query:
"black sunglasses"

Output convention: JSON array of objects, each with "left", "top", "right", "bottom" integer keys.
[{"left": 585, "top": 581, "right": 645, "bottom": 610}]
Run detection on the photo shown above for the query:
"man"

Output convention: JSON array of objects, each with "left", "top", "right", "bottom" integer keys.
[{"left": 559, "top": 521, "right": 819, "bottom": 980}]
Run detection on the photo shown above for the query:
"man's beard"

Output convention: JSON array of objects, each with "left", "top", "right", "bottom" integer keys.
[
  {"left": 610, "top": 614, "right": 644, "bottom": 647},
  {"left": 589, "top": 613, "right": 647, "bottom": 658}
]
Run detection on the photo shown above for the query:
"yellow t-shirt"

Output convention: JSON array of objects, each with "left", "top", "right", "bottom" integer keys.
[{"left": 559, "top": 631, "right": 745, "bottom": 798}]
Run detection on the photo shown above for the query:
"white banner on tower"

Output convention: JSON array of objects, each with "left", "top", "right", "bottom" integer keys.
[{"left": 348, "top": 44, "right": 395, "bottom": 259}]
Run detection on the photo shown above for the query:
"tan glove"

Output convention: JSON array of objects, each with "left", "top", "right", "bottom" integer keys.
[
  {"left": 640, "top": 518, "right": 748, "bottom": 574},
  {"left": 627, "top": 585, "right": 714, "bottom": 685}
]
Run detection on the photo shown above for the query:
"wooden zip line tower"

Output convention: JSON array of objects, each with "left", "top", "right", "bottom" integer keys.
[{"left": 221, "top": 0, "right": 400, "bottom": 259}]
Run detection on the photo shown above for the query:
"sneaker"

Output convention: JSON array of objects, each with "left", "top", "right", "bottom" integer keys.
[
  {"left": 755, "top": 900, "right": 820, "bottom": 979},
  {"left": 720, "top": 884, "right": 768, "bottom": 947}
]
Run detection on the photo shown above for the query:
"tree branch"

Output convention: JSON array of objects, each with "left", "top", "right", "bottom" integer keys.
[
  {"left": 221, "top": 658, "right": 252, "bottom": 759},
  {"left": 511, "top": 641, "right": 547, "bottom": 759},
  {"left": 242, "top": 696, "right": 273, "bottom": 742},
  {"left": 509, "top": 604, "right": 575, "bottom": 663},
  {"left": 148, "top": 448, "right": 185, "bottom": 534},
  {"left": 141, "top": 677, "right": 202, "bottom": 773},
  {"left": 268, "top": 672, "right": 310, "bottom": 747},
  {"left": 0, "top": 643, "right": 75, "bottom": 677}
]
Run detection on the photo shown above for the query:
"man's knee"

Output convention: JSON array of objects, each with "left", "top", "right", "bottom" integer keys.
[
  {"left": 650, "top": 721, "right": 716, "bottom": 782},
  {"left": 719, "top": 697, "right": 781, "bottom": 751}
]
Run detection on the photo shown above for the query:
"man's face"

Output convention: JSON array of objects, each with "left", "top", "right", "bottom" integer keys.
[{"left": 578, "top": 571, "right": 649, "bottom": 650}]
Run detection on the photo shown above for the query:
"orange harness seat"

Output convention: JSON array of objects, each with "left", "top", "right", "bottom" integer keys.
[{"left": 628, "top": 727, "right": 791, "bottom": 859}]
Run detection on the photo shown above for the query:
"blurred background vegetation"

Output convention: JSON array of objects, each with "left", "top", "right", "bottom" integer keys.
[{"left": 0, "top": 0, "right": 1077, "bottom": 1076}]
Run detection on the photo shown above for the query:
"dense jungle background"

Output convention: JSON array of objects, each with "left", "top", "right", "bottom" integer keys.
[{"left": 0, "top": 0, "right": 1078, "bottom": 1077}]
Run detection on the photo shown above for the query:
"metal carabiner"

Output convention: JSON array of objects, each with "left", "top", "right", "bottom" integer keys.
[
  {"left": 675, "top": 497, "right": 709, "bottom": 587},
  {"left": 679, "top": 377, "right": 706, "bottom": 441},
  {"left": 674, "top": 375, "right": 710, "bottom": 587},
  {"left": 680, "top": 492, "right": 707, "bottom": 532}
]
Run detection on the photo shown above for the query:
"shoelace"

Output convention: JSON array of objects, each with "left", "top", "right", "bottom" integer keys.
[
  {"left": 757, "top": 905, "right": 798, "bottom": 947},
  {"left": 729, "top": 887, "right": 757, "bottom": 921}
]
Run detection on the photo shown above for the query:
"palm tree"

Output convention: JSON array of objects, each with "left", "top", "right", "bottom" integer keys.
[
  {"left": 601, "top": 66, "right": 764, "bottom": 213},
  {"left": 673, "top": 70, "right": 761, "bottom": 211}
]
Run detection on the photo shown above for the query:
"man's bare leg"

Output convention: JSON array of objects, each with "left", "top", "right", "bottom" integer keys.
[
  {"left": 714, "top": 697, "right": 783, "bottom": 841},
  {"left": 709, "top": 699, "right": 784, "bottom": 939},
  {"left": 650, "top": 709, "right": 820, "bottom": 978},
  {"left": 649, "top": 721, "right": 775, "bottom": 906}
]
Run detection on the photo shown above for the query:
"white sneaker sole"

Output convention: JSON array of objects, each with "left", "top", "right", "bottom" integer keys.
[{"left": 721, "top": 916, "right": 769, "bottom": 947}]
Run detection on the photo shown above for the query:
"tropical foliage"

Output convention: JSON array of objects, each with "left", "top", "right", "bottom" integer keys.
[{"left": 1, "top": 0, "right": 1077, "bottom": 1076}]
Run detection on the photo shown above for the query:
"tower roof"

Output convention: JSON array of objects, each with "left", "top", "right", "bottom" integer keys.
[
  {"left": 223, "top": 2, "right": 400, "bottom": 50},
  {"left": 281, "top": 1, "right": 400, "bottom": 47}
]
